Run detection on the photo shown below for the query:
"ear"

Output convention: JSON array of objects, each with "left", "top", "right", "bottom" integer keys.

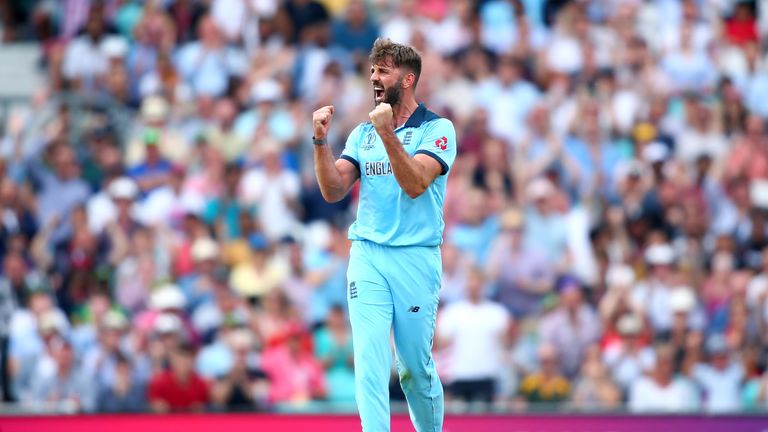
[{"left": 401, "top": 71, "right": 416, "bottom": 89}]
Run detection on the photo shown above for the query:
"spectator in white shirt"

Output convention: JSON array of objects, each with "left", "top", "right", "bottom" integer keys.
[
  {"left": 239, "top": 142, "right": 301, "bottom": 241},
  {"left": 629, "top": 343, "right": 700, "bottom": 412},
  {"left": 438, "top": 267, "right": 512, "bottom": 403},
  {"left": 603, "top": 313, "right": 655, "bottom": 391},
  {"left": 690, "top": 334, "right": 745, "bottom": 413}
]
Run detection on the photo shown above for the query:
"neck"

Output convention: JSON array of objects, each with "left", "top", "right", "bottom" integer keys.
[{"left": 391, "top": 98, "right": 419, "bottom": 129}]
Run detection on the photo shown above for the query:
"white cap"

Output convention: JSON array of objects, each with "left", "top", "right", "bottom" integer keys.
[
  {"left": 100, "top": 36, "right": 129, "bottom": 59},
  {"left": 38, "top": 310, "right": 67, "bottom": 334},
  {"left": 191, "top": 237, "right": 220, "bottom": 262},
  {"left": 154, "top": 313, "right": 183, "bottom": 334},
  {"left": 645, "top": 244, "right": 675, "bottom": 265},
  {"left": 606, "top": 265, "right": 635, "bottom": 288},
  {"left": 305, "top": 221, "right": 332, "bottom": 251},
  {"left": 141, "top": 96, "right": 169, "bottom": 123},
  {"left": 669, "top": 287, "right": 696, "bottom": 313},
  {"left": 150, "top": 284, "right": 186, "bottom": 310},
  {"left": 526, "top": 178, "right": 554, "bottom": 201},
  {"left": 102, "top": 310, "right": 128, "bottom": 330},
  {"left": 617, "top": 313, "right": 643, "bottom": 335},
  {"left": 251, "top": 79, "right": 283, "bottom": 104},
  {"left": 750, "top": 180, "right": 768, "bottom": 210},
  {"left": 108, "top": 177, "right": 139, "bottom": 200},
  {"left": 642, "top": 141, "right": 670, "bottom": 164}
]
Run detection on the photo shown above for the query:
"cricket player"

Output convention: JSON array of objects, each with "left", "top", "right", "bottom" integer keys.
[{"left": 311, "top": 38, "right": 456, "bottom": 432}]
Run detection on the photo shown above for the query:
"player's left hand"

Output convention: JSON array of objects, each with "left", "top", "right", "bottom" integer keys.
[{"left": 369, "top": 103, "right": 394, "bottom": 132}]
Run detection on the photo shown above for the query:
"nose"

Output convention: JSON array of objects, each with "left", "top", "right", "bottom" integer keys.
[{"left": 370, "top": 70, "right": 378, "bottom": 83}]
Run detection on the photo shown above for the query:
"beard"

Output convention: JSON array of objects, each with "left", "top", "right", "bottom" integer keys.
[{"left": 374, "top": 77, "right": 403, "bottom": 106}]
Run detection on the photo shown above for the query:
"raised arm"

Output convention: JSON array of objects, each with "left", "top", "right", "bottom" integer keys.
[
  {"left": 312, "top": 105, "right": 359, "bottom": 203},
  {"left": 369, "top": 103, "right": 453, "bottom": 199}
]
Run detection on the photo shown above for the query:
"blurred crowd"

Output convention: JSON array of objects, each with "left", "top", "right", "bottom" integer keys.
[{"left": 0, "top": 0, "right": 768, "bottom": 415}]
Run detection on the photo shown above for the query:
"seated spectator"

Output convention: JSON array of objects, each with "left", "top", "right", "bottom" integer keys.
[
  {"left": 261, "top": 324, "right": 326, "bottom": 405},
  {"left": 629, "top": 344, "right": 700, "bottom": 412},
  {"left": 539, "top": 276, "right": 601, "bottom": 378},
  {"left": 570, "top": 345, "right": 622, "bottom": 411},
  {"left": 447, "top": 187, "right": 499, "bottom": 264},
  {"left": 208, "top": 329, "right": 269, "bottom": 412},
  {"left": 486, "top": 207, "right": 554, "bottom": 317},
  {"left": 127, "top": 129, "right": 172, "bottom": 195},
  {"left": 690, "top": 334, "right": 745, "bottom": 413},
  {"left": 439, "top": 267, "right": 511, "bottom": 403},
  {"left": 96, "top": 353, "right": 147, "bottom": 413},
  {"left": 27, "top": 338, "right": 93, "bottom": 412},
  {"left": 516, "top": 344, "right": 571, "bottom": 409},
  {"left": 148, "top": 343, "right": 209, "bottom": 412},
  {"left": 603, "top": 314, "right": 655, "bottom": 391},
  {"left": 313, "top": 305, "right": 355, "bottom": 403},
  {"left": 229, "top": 234, "right": 288, "bottom": 300}
]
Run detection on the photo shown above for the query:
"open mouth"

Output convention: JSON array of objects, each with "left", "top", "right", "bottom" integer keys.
[{"left": 373, "top": 86, "right": 385, "bottom": 102}]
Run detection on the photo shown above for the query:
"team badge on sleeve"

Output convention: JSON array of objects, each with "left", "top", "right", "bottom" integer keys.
[{"left": 434, "top": 136, "right": 448, "bottom": 151}]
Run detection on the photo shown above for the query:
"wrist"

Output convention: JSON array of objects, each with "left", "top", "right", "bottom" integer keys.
[{"left": 312, "top": 136, "right": 327, "bottom": 146}]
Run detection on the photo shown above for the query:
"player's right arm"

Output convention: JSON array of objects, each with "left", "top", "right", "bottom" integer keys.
[{"left": 312, "top": 105, "right": 360, "bottom": 203}]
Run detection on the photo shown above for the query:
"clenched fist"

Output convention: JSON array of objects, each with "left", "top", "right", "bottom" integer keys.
[
  {"left": 313, "top": 105, "right": 335, "bottom": 139},
  {"left": 369, "top": 103, "right": 393, "bottom": 132}
]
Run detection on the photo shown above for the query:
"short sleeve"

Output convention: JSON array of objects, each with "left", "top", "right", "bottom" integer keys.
[
  {"left": 414, "top": 118, "right": 457, "bottom": 175},
  {"left": 340, "top": 124, "right": 362, "bottom": 170}
]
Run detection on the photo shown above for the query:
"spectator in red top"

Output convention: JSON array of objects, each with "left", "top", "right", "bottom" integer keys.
[
  {"left": 724, "top": 2, "right": 758, "bottom": 46},
  {"left": 148, "top": 343, "right": 208, "bottom": 412}
]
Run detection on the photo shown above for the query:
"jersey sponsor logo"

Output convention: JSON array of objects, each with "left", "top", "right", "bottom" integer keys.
[
  {"left": 349, "top": 281, "right": 358, "bottom": 299},
  {"left": 407, "top": 305, "right": 420, "bottom": 313},
  {"left": 402, "top": 131, "right": 413, "bottom": 146},
  {"left": 362, "top": 132, "right": 376, "bottom": 151},
  {"left": 364, "top": 161, "right": 393, "bottom": 177},
  {"left": 434, "top": 136, "right": 448, "bottom": 151}
]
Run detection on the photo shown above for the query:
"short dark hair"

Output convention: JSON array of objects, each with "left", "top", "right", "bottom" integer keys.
[{"left": 369, "top": 38, "right": 422, "bottom": 87}]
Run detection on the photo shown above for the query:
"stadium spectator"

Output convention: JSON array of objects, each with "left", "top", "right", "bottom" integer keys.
[
  {"left": 261, "top": 324, "right": 326, "bottom": 405},
  {"left": 486, "top": 207, "right": 554, "bottom": 317},
  {"left": 439, "top": 266, "right": 512, "bottom": 404},
  {"left": 628, "top": 344, "right": 700, "bottom": 413},
  {"left": 539, "top": 276, "right": 601, "bottom": 378},
  {"left": 313, "top": 305, "right": 355, "bottom": 403},
  {"left": 148, "top": 343, "right": 209, "bottom": 413},
  {"left": 690, "top": 334, "right": 745, "bottom": 412},
  {"left": 95, "top": 352, "right": 147, "bottom": 413},
  {"left": 516, "top": 343, "right": 571, "bottom": 409}
]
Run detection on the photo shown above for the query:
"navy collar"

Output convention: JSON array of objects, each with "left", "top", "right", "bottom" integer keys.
[
  {"left": 400, "top": 103, "right": 428, "bottom": 129},
  {"left": 386, "top": 103, "right": 441, "bottom": 130}
]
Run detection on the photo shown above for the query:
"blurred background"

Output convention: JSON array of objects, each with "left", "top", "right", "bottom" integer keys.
[{"left": 0, "top": 0, "right": 766, "bottom": 419}]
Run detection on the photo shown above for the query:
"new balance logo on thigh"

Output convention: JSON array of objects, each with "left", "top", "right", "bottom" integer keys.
[
  {"left": 407, "top": 305, "right": 420, "bottom": 313},
  {"left": 349, "top": 282, "right": 358, "bottom": 299}
]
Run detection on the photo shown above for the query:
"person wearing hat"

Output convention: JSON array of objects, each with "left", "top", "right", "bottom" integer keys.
[
  {"left": 127, "top": 128, "right": 173, "bottom": 195},
  {"left": 232, "top": 78, "right": 296, "bottom": 147},
  {"left": 486, "top": 207, "right": 555, "bottom": 317},
  {"left": 631, "top": 243, "right": 680, "bottom": 334},
  {"left": 689, "top": 334, "right": 744, "bottom": 412},
  {"left": 136, "top": 162, "right": 204, "bottom": 228},
  {"left": 523, "top": 178, "right": 571, "bottom": 272},
  {"left": 81, "top": 310, "right": 138, "bottom": 391},
  {"left": 539, "top": 275, "right": 601, "bottom": 378},
  {"left": 603, "top": 313, "right": 654, "bottom": 391},
  {"left": 124, "top": 95, "right": 189, "bottom": 167},
  {"left": 229, "top": 233, "right": 288, "bottom": 300},
  {"left": 178, "top": 237, "right": 222, "bottom": 312}
]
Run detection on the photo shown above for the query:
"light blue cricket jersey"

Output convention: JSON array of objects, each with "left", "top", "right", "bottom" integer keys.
[{"left": 340, "top": 103, "right": 457, "bottom": 247}]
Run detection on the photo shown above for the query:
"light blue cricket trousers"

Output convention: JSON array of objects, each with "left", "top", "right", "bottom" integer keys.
[{"left": 347, "top": 239, "right": 444, "bottom": 432}]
